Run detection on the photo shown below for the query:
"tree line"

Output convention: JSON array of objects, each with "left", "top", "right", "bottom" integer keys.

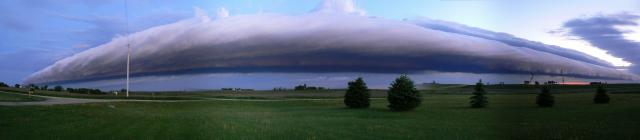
[
  {"left": 0, "top": 82, "right": 107, "bottom": 95},
  {"left": 343, "top": 75, "right": 612, "bottom": 111}
]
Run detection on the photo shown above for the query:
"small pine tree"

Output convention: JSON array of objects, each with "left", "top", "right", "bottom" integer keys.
[
  {"left": 387, "top": 75, "right": 421, "bottom": 111},
  {"left": 344, "top": 77, "right": 370, "bottom": 108},
  {"left": 593, "top": 85, "right": 610, "bottom": 104},
  {"left": 536, "top": 86, "right": 554, "bottom": 107},
  {"left": 470, "top": 80, "right": 488, "bottom": 108}
]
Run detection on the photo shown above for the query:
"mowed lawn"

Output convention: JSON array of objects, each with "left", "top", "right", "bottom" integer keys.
[
  {"left": 1, "top": 93, "right": 639, "bottom": 140},
  {"left": 0, "top": 91, "right": 45, "bottom": 102}
]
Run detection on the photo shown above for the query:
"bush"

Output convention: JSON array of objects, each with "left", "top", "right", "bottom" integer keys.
[
  {"left": 0, "top": 82, "right": 8, "bottom": 87},
  {"left": 344, "top": 77, "right": 370, "bottom": 108},
  {"left": 469, "top": 80, "right": 488, "bottom": 108},
  {"left": 387, "top": 75, "right": 421, "bottom": 111},
  {"left": 536, "top": 86, "right": 554, "bottom": 107},
  {"left": 593, "top": 85, "right": 610, "bottom": 104}
]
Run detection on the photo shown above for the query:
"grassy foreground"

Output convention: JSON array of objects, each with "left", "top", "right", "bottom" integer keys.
[{"left": 1, "top": 93, "right": 639, "bottom": 140}]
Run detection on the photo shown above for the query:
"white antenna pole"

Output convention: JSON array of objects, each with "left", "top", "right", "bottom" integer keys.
[{"left": 125, "top": 0, "right": 130, "bottom": 97}]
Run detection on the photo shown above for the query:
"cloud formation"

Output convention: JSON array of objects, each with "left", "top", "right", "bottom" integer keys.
[
  {"left": 562, "top": 13, "right": 640, "bottom": 73},
  {"left": 411, "top": 18, "right": 614, "bottom": 67},
  {"left": 312, "top": 0, "right": 365, "bottom": 15},
  {"left": 216, "top": 7, "right": 230, "bottom": 18},
  {"left": 24, "top": 0, "right": 638, "bottom": 84}
]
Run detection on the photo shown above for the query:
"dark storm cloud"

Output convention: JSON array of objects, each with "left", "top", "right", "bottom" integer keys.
[
  {"left": 563, "top": 13, "right": 640, "bottom": 73},
  {"left": 411, "top": 18, "right": 614, "bottom": 67},
  {"left": 24, "top": 3, "right": 639, "bottom": 84}
]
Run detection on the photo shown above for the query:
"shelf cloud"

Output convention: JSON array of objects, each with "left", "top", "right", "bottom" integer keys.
[{"left": 24, "top": 0, "right": 638, "bottom": 84}]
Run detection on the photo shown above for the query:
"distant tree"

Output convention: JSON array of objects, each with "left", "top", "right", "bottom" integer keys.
[
  {"left": 0, "top": 82, "right": 8, "bottom": 87},
  {"left": 534, "top": 81, "right": 540, "bottom": 86},
  {"left": 28, "top": 86, "right": 36, "bottom": 96},
  {"left": 14, "top": 84, "right": 20, "bottom": 88},
  {"left": 120, "top": 88, "right": 127, "bottom": 93},
  {"left": 307, "top": 86, "right": 317, "bottom": 90},
  {"left": 54, "top": 86, "right": 63, "bottom": 92},
  {"left": 593, "top": 85, "right": 610, "bottom": 104},
  {"left": 91, "top": 89, "right": 103, "bottom": 94},
  {"left": 28, "top": 84, "right": 40, "bottom": 90},
  {"left": 76, "top": 88, "right": 91, "bottom": 94},
  {"left": 536, "top": 86, "right": 554, "bottom": 107},
  {"left": 294, "top": 84, "right": 307, "bottom": 90},
  {"left": 67, "top": 88, "right": 75, "bottom": 93},
  {"left": 42, "top": 85, "right": 49, "bottom": 90},
  {"left": 344, "top": 77, "right": 370, "bottom": 108},
  {"left": 469, "top": 79, "right": 488, "bottom": 108},
  {"left": 387, "top": 75, "right": 421, "bottom": 111}
]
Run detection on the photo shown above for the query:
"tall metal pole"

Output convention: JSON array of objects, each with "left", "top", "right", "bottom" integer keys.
[
  {"left": 126, "top": 44, "right": 130, "bottom": 97},
  {"left": 125, "top": 0, "right": 130, "bottom": 97}
]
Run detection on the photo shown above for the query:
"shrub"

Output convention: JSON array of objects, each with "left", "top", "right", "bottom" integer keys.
[
  {"left": 387, "top": 75, "right": 421, "bottom": 111},
  {"left": 593, "top": 85, "right": 610, "bottom": 104},
  {"left": 344, "top": 77, "right": 370, "bottom": 108},
  {"left": 536, "top": 86, "right": 554, "bottom": 107},
  {"left": 469, "top": 80, "right": 488, "bottom": 108},
  {"left": 0, "top": 82, "right": 8, "bottom": 87}
]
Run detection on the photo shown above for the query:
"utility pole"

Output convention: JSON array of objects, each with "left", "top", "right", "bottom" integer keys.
[
  {"left": 126, "top": 44, "right": 130, "bottom": 97},
  {"left": 125, "top": 0, "right": 130, "bottom": 97}
]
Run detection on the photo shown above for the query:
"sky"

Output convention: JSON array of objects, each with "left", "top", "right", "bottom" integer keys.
[{"left": 1, "top": 0, "right": 639, "bottom": 90}]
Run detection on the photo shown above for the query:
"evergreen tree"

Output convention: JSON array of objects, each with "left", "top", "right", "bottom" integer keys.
[
  {"left": 536, "top": 86, "right": 554, "bottom": 107},
  {"left": 469, "top": 80, "right": 488, "bottom": 108},
  {"left": 387, "top": 75, "right": 421, "bottom": 111},
  {"left": 344, "top": 77, "right": 370, "bottom": 108},
  {"left": 593, "top": 85, "right": 610, "bottom": 104}
]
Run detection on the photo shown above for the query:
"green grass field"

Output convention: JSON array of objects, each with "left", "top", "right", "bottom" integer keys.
[
  {"left": 1, "top": 93, "right": 639, "bottom": 140},
  {"left": 0, "top": 91, "right": 45, "bottom": 102}
]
